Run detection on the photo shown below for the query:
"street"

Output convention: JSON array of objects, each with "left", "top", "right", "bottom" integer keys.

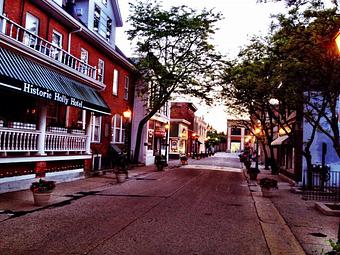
[{"left": 0, "top": 153, "right": 270, "bottom": 255}]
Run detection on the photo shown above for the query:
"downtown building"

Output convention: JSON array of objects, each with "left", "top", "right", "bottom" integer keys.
[{"left": 0, "top": 0, "right": 137, "bottom": 192}]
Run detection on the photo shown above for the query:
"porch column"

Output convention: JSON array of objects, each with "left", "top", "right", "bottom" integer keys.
[
  {"left": 240, "top": 128, "right": 245, "bottom": 151},
  {"left": 37, "top": 103, "right": 47, "bottom": 155},
  {"left": 227, "top": 127, "right": 231, "bottom": 151},
  {"left": 85, "top": 112, "right": 92, "bottom": 154}
]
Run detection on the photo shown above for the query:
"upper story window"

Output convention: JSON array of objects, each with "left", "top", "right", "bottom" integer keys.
[
  {"left": 24, "top": 13, "right": 39, "bottom": 46},
  {"left": 124, "top": 76, "right": 129, "bottom": 100},
  {"left": 102, "top": 0, "right": 108, "bottom": 5},
  {"left": 93, "top": 4, "right": 112, "bottom": 42},
  {"left": 80, "top": 48, "right": 88, "bottom": 74},
  {"left": 113, "top": 69, "right": 118, "bottom": 96},
  {"left": 231, "top": 128, "right": 241, "bottom": 136},
  {"left": 98, "top": 59, "right": 105, "bottom": 83},
  {"left": 51, "top": 30, "right": 63, "bottom": 60},
  {"left": 91, "top": 114, "right": 102, "bottom": 143},
  {"left": 112, "top": 114, "right": 124, "bottom": 144}
]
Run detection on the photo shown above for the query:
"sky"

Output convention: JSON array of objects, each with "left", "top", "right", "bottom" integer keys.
[{"left": 115, "top": 0, "right": 286, "bottom": 132}]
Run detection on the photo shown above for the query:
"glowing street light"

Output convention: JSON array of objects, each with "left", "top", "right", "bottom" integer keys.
[{"left": 335, "top": 31, "right": 340, "bottom": 54}]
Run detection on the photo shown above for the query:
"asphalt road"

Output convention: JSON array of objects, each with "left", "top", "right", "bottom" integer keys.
[{"left": 0, "top": 154, "right": 269, "bottom": 254}]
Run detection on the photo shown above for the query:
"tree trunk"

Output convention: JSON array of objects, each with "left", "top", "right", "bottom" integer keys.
[
  {"left": 269, "top": 145, "right": 278, "bottom": 174},
  {"left": 133, "top": 118, "right": 148, "bottom": 164}
]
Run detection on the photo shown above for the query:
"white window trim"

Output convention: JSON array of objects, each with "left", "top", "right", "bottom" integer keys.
[
  {"left": 124, "top": 76, "right": 129, "bottom": 100},
  {"left": 80, "top": 48, "right": 88, "bottom": 63},
  {"left": 113, "top": 69, "right": 118, "bottom": 96},
  {"left": 91, "top": 114, "right": 102, "bottom": 143},
  {"left": 112, "top": 114, "right": 124, "bottom": 144},
  {"left": 98, "top": 59, "right": 105, "bottom": 83},
  {"left": 52, "top": 30, "right": 63, "bottom": 48}
]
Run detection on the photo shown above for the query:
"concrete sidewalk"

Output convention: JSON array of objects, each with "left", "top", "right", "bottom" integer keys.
[
  {"left": 248, "top": 167, "right": 339, "bottom": 255},
  {"left": 0, "top": 160, "right": 181, "bottom": 218}
]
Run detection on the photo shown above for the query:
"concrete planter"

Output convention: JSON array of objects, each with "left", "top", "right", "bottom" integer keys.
[
  {"left": 261, "top": 187, "right": 277, "bottom": 198},
  {"left": 116, "top": 173, "right": 126, "bottom": 183},
  {"left": 32, "top": 191, "right": 52, "bottom": 206}
]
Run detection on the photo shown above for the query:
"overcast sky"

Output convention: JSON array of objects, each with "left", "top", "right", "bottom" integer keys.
[{"left": 115, "top": 0, "right": 286, "bottom": 132}]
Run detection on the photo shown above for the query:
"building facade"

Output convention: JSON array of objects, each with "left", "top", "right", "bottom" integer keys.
[
  {"left": 193, "top": 116, "right": 207, "bottom": 154},
  {"left": 0, "top": 0, "right": 136, "bottom": 192},
  {"left": 226, "top": 119, "right": 252, "bottom": 153},
  {"left": 169, "top": 102, "right": 197, "bottom": 158}
]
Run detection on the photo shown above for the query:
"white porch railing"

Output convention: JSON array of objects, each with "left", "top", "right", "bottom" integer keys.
[
  {"left": 45, "top": 132, "right": 87, "bottom": 152},
  {"left": 0, "top": 128, "right": 39, "bottom": 152},
  {"left": 0, "top": 127, "right": 87, "bottom": 154},
  {"left": 0, "top": 14, "right": 98, "bottom": 81}
]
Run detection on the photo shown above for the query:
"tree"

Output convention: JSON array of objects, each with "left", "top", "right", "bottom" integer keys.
[{"left": 127, "top": 1, "right": 224, "bottom": 163}]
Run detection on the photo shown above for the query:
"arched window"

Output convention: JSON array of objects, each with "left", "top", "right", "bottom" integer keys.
[{"left": 112, "top": 114, "right": 124, "bottom": 144}]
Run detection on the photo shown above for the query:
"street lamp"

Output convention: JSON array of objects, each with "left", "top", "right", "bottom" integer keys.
[
  {"left": 164, "top": 123, "right": 170, "bottom": 165},
  {"left": 335, "top": 31, "right": 340, "bottom": 53},
  {"left": 254, "top": 126, "right": 261, "bottom": 172},
  {"left": 123, "top": 109, "right": 132, "bottom": 160}
]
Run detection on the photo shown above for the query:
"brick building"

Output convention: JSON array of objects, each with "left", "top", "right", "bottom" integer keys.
[
  {"left": 169, "top": 102, "right": 197, "bottom": 159},
  {"left": 0, "top": 0, "right": 136, "bottom": 192}
]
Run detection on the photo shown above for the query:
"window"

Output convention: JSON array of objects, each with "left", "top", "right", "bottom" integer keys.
[
  {"left": 113, "top": 69, "right": 118, "bottom": 95},
  {"left": 124, "top": 76, "right": 129, "bottom": 100},
  {"left": 91, "top": 114, "right": 102, "bottom": 142},
  {"left": 231, "top": 128, "right": 241, "bottom": 135},
  {"left": 112, "top": 114, "right": 124, "bottom": 144},
  {"left": 76, "top": 109, "right": 86, "bottom": 129},
  {"left": 24, "top": 13, "right": 39, "bottom": 46},
  {"left": 51, "top": 30, "right": 63, "bottom": 60},
  {"left": 94, "top": 4, "right": 100, "bottom": 32},
  {"left": 93, "top": 3, "right": 112, "bottom": 41},
  {"left": 98, "top": 59, "right": 105, "bottom": 83},
  {"left": 102, "top": 0, "right": 107, "bottom": 5},
  {"left": 80, "top": 48, "right": 88, "bottom": 74}
]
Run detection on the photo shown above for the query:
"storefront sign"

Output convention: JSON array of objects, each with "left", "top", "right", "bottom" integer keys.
[
  {"left": 23, "top": 82, "right": 83, "bottom": 107},
  {"left": 154, "top": 127, "right": 166, "bottom": 137}
]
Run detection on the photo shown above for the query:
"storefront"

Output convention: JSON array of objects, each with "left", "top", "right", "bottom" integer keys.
[
  {"left": 169, "top": 121, "right": 189, "bottom": 159},
  {"left": 0, "top": 47, "right": 110, "bottom": 190}
]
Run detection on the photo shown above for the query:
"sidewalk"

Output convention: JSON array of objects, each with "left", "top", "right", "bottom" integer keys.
[
  {"left": 248, "top": 167, "right": 339, "bottom": 255},
  {"left": 0, "top": 160, "right": 180, "bottom": 219}
]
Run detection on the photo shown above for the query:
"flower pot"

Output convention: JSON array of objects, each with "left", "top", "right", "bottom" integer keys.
[
  {"left": 32, "top": 191, "right": 52, "bottom": 206},
  {"left": 116, "top": 173, "right": 126, "bottom": 183},
  {"left": 180, "top": 159, "right": 188, "bottom": 165},
  {"left": 261, "top": 187, "right": 277, "bottom": 198}
]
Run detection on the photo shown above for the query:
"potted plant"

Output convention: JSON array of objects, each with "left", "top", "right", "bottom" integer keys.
[
  {"left": 259, "top": 177, "right": 278, "bottom": 197},
  {"left": 155, "top": 155, "right": 166, "bottom": 171},
  {"left": 30, "top": 179, "right": 56, "bottom": 205},
  {"left": 180, "top": 154, "right": 188, "bottom": 165},
  {"left": 114, "top": 153, "right": 128, "bottom": 183}
]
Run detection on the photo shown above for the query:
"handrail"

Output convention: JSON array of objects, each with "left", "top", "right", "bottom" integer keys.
[{"left": 0, "top": 14, "right": 98, "bottom": 81}]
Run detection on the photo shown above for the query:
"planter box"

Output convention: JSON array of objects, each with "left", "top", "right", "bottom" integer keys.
[{"left": 32, "top": 191, "right": 52, "bottom": 206}]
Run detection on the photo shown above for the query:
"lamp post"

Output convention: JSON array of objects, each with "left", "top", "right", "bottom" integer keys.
[
  {"left": 164, "top": 123, "right": 170, "bottom": 165},
  {"left": 123, "top": 109, "right": 132, "bottom": 161},
  {"left": 254, "top": 126, "right": 261, "bottom": 172}
]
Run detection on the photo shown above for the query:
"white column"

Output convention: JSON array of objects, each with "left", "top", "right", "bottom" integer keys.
[
  {"left": 85, "top": 112, "right": 92, "bottom": 154},
  {"left": 240, "top": 128, "right": 245, "bottom": 151},
  {"left": 37, "top": 104, "right": 47, "bottom": 156},
  {"left": 227, "top": 127, "right": 231, "bottom": 151}
]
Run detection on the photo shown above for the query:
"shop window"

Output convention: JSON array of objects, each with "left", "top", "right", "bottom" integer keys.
[
  {"left": 98, "top": 59, "right": 105, "bottom": 83},
  {"left": 91, "top": 114, "right": 102, "bottom": 142},
  {"left": 47, "top": 103, "right": 66, "bottom": 127},
  {"left": 113, "top": 69, "right": 118, "bottom": 96},
  {"left": 112, "top": 114, "right": 124, "bottom": 144},
  {"left": 124, "top": 76, "right": 129, "bottom": 100},
  {"left": 24, "top": 13, "right": 39, "bottom": 46}
]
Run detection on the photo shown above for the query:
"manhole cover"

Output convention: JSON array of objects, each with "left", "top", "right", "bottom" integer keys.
[{"left": 309, "top": 233, "right": 327, "bottom": 238}]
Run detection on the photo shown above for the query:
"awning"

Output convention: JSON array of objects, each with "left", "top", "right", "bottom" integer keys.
[
  {"left": 0, "top": 47, "right": 110, "bottom": 115},
  {"left": 271, "top": 135, "right": 289, "bottom": 146}
]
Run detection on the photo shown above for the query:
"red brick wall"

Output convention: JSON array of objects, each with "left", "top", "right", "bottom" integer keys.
[
  {"left": 3, "top": 0, "right": 136, "bottom": 171},
  {"left": 170, "top": 103, "right": 196, "bottom": 131}
]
